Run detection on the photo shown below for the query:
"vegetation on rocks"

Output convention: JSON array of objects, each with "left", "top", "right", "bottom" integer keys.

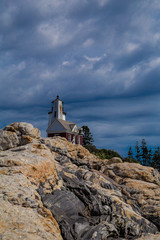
[
  {"left": 85, "top": 145, "right": 122, "bottom": 160},
  {"left": 82, "top": 126, "right": 122, "bottom": 160},
  {"left": 82, "top": 126, "right": 160, "bottom": 169}
]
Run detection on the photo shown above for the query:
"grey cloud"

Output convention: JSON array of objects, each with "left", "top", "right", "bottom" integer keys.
[
  {"left": 1, "top": 0, "right": 160, "bottom": 155},
  {"left": 116, "top": 44, "right": 156, "bottom": 71}
]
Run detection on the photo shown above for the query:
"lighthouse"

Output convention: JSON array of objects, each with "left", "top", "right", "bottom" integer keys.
[
  {"left": 48, "top": 96, "right": 66, "bottom": 126},
  {"left": 46, "top": 96, "right": 83, "bottom": 145}
]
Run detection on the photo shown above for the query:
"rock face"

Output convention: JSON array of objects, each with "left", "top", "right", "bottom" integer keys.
[{"left": 0, "top": 122, "right": 160, "bottom": 240}]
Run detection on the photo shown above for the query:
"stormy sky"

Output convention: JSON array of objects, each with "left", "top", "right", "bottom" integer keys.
[{"left": 0, "top": 0, "right": 160, "bottom": 156}]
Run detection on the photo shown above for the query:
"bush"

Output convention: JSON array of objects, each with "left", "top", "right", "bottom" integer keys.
[
  {"left": 85, "top": 145, "right": 122, "bottom": 160},
  {"left": 123, "top": 157, "right": 139, "bottom": 163}
]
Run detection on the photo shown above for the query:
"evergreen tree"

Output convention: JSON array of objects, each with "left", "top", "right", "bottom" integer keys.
[
  {"left": 82, "top": 126, "right": 94, "bottom": 146},
  {"left": 135, "top": 141, "right": 141, "bottom": 162},
  {"left": 152, "top": 147, "right": 160, "bottom": 171},
  {"left": 148, "top": 149, "right": 152, "bottom": 166},
  {"left": 128, "top": 146, "right": 133, "bottom": 159},
  {"left": 129, "top": 139, "right": 160, "bottom": 171},
  {"left": 141, "top": 139, "right": 148, "bottom": 166}
]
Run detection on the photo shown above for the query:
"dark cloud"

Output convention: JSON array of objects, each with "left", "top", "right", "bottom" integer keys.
[{"left": 0, "top": 0, "right": 160, "bottom": 156}]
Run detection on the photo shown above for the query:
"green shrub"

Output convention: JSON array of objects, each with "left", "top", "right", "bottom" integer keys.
[
  {"left": 85, "top": 145, "right": 122, "bottom": 160},
  {"left": 123, "top": 157, "right": 139, "bottom": 163}
]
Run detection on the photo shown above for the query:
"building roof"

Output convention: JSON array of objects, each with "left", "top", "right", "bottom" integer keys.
[
  {"left": 58, "top": 119, "right": 78, "bottom": 132},
  {"left": 47, "top": 119, "right": 79, "bottom": 133}
]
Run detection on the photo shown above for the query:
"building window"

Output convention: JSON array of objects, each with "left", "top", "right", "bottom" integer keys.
[
  {"left": 68, "top": 134, "right": 71, "bottom": 142},
  {"left": 54, "top": 111, "right": 56, "bottom": 118}
]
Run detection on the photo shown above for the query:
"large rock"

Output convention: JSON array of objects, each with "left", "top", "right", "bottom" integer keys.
[
  {"left": 0, "top": 122, "right": 40, "bottom": 151},
  {"left": 0, "top": 129, "right": 62, "bottom": 240},
  {"left": 104, "top": 162, "right": 160, "bottom": 184},
  {"left": 104, "top": 162, "right": 160, "bottom": 231},
  {"left": 0, "top": 122, "right": 160, "bottom": 240}
]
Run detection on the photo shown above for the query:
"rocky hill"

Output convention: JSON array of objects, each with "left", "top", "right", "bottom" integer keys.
[{"left": 0, "top": 122, "right": 160, "bottom": 240}]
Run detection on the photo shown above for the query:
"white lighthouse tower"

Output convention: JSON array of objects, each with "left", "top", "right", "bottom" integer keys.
[{"left": 48, "top": 96, "right": 66, "bottom": 127}]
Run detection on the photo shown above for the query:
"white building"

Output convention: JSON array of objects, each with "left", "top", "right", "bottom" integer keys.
[{"left": 46, "top": 96, "right": 83, "bottom": 145}]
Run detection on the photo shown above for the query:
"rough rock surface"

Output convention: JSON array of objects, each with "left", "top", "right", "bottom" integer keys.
[
  {"left": 0, "top": 122, "right": 40, "bottom": 151},
  {"left": 0, "top": 122, "right": 160, "bottom": 240},
  {"left": 0, "top": 123, "right": 61, "bottom": 240}
]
